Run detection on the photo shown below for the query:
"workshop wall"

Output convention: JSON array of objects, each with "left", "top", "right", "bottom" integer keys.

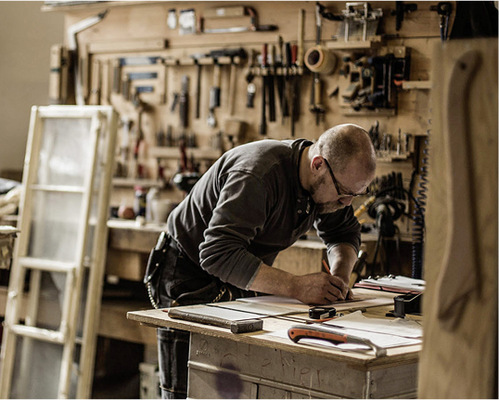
[
  {"left": 0, "top": 2, "right": 64, "bottom": 179},
  {"left": 45, "top": 1, "right": 446, "bottom": 234}
]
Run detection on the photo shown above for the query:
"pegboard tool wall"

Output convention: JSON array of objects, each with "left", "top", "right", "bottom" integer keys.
[{"left": 49, "top": 1, "right": 447, "bottom": 207}]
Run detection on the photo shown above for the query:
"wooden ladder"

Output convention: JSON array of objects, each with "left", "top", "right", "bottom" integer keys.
[{"left": 0, "top": 105, "right": 117, "bottom": 398}]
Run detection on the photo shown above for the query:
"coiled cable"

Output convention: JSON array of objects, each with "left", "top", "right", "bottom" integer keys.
[{"left": 411, "top": 132, "right": 430, "bottom": 279}]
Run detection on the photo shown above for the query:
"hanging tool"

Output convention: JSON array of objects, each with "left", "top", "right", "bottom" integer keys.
[
  {"left": 172, "top": 141, "right": 201, "bottom": 195},
  {"left": 317, "top": 2, "right": 344, "bottom": 22},
  {"left": 88, "top": 58, "right": 101, "bottom": 105},
  {"left": 340, "top": 2, "right": 383, "bottom": 42},
  {"left": 190, "top": 54, "right": 204, "bottom": 119},
  {"left": 287, "top": 43, "right": 299, "bottom": 137},
  {"left": 193, "top": 48, "right": 246, "bottom": 120},
  {"left": 309, "top": 3, "right": 325, "bottom": 125},
  {"left": 292, "top": 9, "right": 305, "bottom": 134},
  {"left": 392, "top": 2, "right": 418, "bottom": 31},
  {"left": 67, "top": 10, "right": 108, "bottom": 105},
  {"left": 179, "top": 75, "right": 189, "bottom": 129},
  {"left": 288, "top": 324, "right": 386, "bottom": 357},
  {"left": 310, "top": 75, "right": 325, "bottom": 126},
  {"left": 304, "top": 5, "right": 337, "bottom": 76},
  {"left": 259, "top": 43, "right": 268, "bottom": 136},
  {"left": 245, "top": 49, "right": 257, "bottom": 108},
  {"left": 207, "top": 59, "right": 221, "bottom": 127},
  {"left": 291, "top": 44, "right": 301, "bottom": 136},
  {"left": 202, "top": 6, "right": 278, "bottom": 33},
  {"left": 200, "top": 48, "right": 247, "bottom": 126},
  {"left": 430, "top": 2, "right": 452, "bottom": 41},
  {"left": 276, "top": 36, "right": 286, "bottom": 120},
  {"left": 281, "top": 41, "right": 291, "bottom": 121},
  {"left": 112, "top": 58, "right": 121, "bottom": 94},
  {"left": 49, "top": 44, "right": 69, "bottom": 104},
  {"left": 297, "top": 9, "right": 305, "bottom": 69},
  {"left": 228, "top": 55, "right": 238, "bottom": 116},
  {"left": 267, "top": 44, "right": 276, "bottom": 122}
]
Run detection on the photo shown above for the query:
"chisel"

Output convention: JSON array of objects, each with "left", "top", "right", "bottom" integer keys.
[
  {"left": 245, "top": 49, "right": 257, "bottom": 108},
  {"left": 288, "top": 324, "right": 386, "bottom": 357},
  {"left": 268, "top": 44, "right": 276, "bottom": 122},
  {"left": 259, "top": 43, "right": 268, "bottom": 135},
  {"left": 228, "top": 56, "right": 237, "bottom": 116},
  {"left": 207, "top": 59, "right": 221, "bottom": 127},
  {"left": 276, "top": 36, "right": 285, "bottom": 121},
  {"left": 179, "top": 75, "right": 189, "bottom": 128}
]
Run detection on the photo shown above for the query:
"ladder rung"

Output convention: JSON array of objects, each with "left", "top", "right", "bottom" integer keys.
[
  {"left": 10, "top": 324, "right": 66, "bottom": 344},
  {"left": 31, "top": 184, "right": 85, "bottom": 193},
  {"left": 18, "top": 257, "right": 76, "bottom": 273}
]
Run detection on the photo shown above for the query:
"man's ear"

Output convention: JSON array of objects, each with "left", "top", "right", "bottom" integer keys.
[{"left": 311, "top": 155, "right": 324, "bottom": 172}]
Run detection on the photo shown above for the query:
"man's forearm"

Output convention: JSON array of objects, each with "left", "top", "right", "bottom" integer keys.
[
  {"left": 327, "top": 243, "right": 358, "bottom": 285},
  {"left": 247, "top": 254, "right": 355, "bottom": 305},
  {"left": 247, "top": 263, "right": 298, "bottom": 297}
]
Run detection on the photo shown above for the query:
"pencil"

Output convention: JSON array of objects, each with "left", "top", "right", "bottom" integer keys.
[
  {"left": 322, "top": 259, "right": 331, "bottom": 274},
  {"left": 322, "top": 259, "right": 346, "bottom": 300}
]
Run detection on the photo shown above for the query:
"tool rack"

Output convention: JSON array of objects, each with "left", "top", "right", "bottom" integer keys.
[{"left": 40, "top": 0, "right": 449, "bottom": 281}]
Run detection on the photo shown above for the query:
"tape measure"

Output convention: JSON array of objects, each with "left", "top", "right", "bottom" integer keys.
[{"left": 309, "top": 306, "right": 336, "bottom": 319}]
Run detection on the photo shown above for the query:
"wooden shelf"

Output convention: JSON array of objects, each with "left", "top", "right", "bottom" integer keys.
[
  {"left": 112, "top": 178, "right": 163, "bottom": 188},
  {"left": 402, "top": 80, "right": 432, "bottom": 90},
  {"left": 326, "top": 36, "right": 383, "bottom": 50},
  {"left": 341, "top": 108, "right": 397, "bottom": 117},
  {"left": 377, "top": 154, "right": 412, "bottom": 162},
  {"left": 149, "top": 146, "right": 222, "bottom": 160}
]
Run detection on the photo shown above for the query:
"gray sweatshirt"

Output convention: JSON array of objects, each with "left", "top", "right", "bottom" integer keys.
[{"left": 167, "top": 138, "right": 360, "bottom": 289}]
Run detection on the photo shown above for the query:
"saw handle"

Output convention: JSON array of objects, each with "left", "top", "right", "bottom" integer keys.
[{"left": 288, "top": 326, "right": 346, "bottom": 344}]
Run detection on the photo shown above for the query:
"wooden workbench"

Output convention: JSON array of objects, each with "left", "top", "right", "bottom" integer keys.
[{"left": 128, "top": 292, "right": 421, "bottom": 399}]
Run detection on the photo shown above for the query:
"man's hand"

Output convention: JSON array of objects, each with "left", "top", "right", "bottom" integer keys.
[
  {"left": 290, "top": 272, "right": 350, "bottom": 305},
  {"left": 248, "top": 264, "right": 350, "bottom": 305}
]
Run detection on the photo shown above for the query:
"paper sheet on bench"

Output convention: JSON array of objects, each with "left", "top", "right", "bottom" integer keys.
[
  {"left": 265, "top": 311, "right": 422, "bottom": 350},
  {"left": 267, "top": 326, "right": 421, "bottom": 350},
  {"left": 235, "top": 293, "right": 393, "bottom": 314},
  {"left": 324, "top": 310, "right": 423, "bottom": 338}
]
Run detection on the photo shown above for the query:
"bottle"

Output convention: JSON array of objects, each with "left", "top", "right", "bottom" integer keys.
[
  {"left": 146, "top": 187, "right": 160, "bottom": 223},
  {"left": 133, "top": 186, "right": 147, "bottom": 218}
]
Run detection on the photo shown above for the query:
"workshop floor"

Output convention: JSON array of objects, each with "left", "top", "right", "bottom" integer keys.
[
  {"left": 92, "top": 373, "right": 141, "bottom": 399},
  {"left": 91, "top": 337, "right": 146, "bottom": 399}
]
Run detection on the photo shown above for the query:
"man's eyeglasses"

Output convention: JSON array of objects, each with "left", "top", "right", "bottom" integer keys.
[{"left": 323, "top": 158, "right": 370, "bottom": 198}]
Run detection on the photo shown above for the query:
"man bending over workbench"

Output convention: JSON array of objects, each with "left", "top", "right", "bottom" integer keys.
[{"left": 144, "top": 123, "right": 376, "bottom": 398}]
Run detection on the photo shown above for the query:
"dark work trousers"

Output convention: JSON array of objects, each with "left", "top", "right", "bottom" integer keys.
[{"left": 144, "top": 234, "right": 257, "bottom": 399}]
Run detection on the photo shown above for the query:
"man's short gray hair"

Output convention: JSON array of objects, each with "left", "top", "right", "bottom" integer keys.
[{"left": 310, "top": 124, "right": 376, "bottom": 174}]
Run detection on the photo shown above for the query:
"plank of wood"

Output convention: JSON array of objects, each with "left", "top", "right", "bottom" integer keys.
[
  {"left": 88, "top": 38, "right": 168, "bottom": 54},
  {"left": 419, "top": 38, "right": 498, "bottom": 399}
]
